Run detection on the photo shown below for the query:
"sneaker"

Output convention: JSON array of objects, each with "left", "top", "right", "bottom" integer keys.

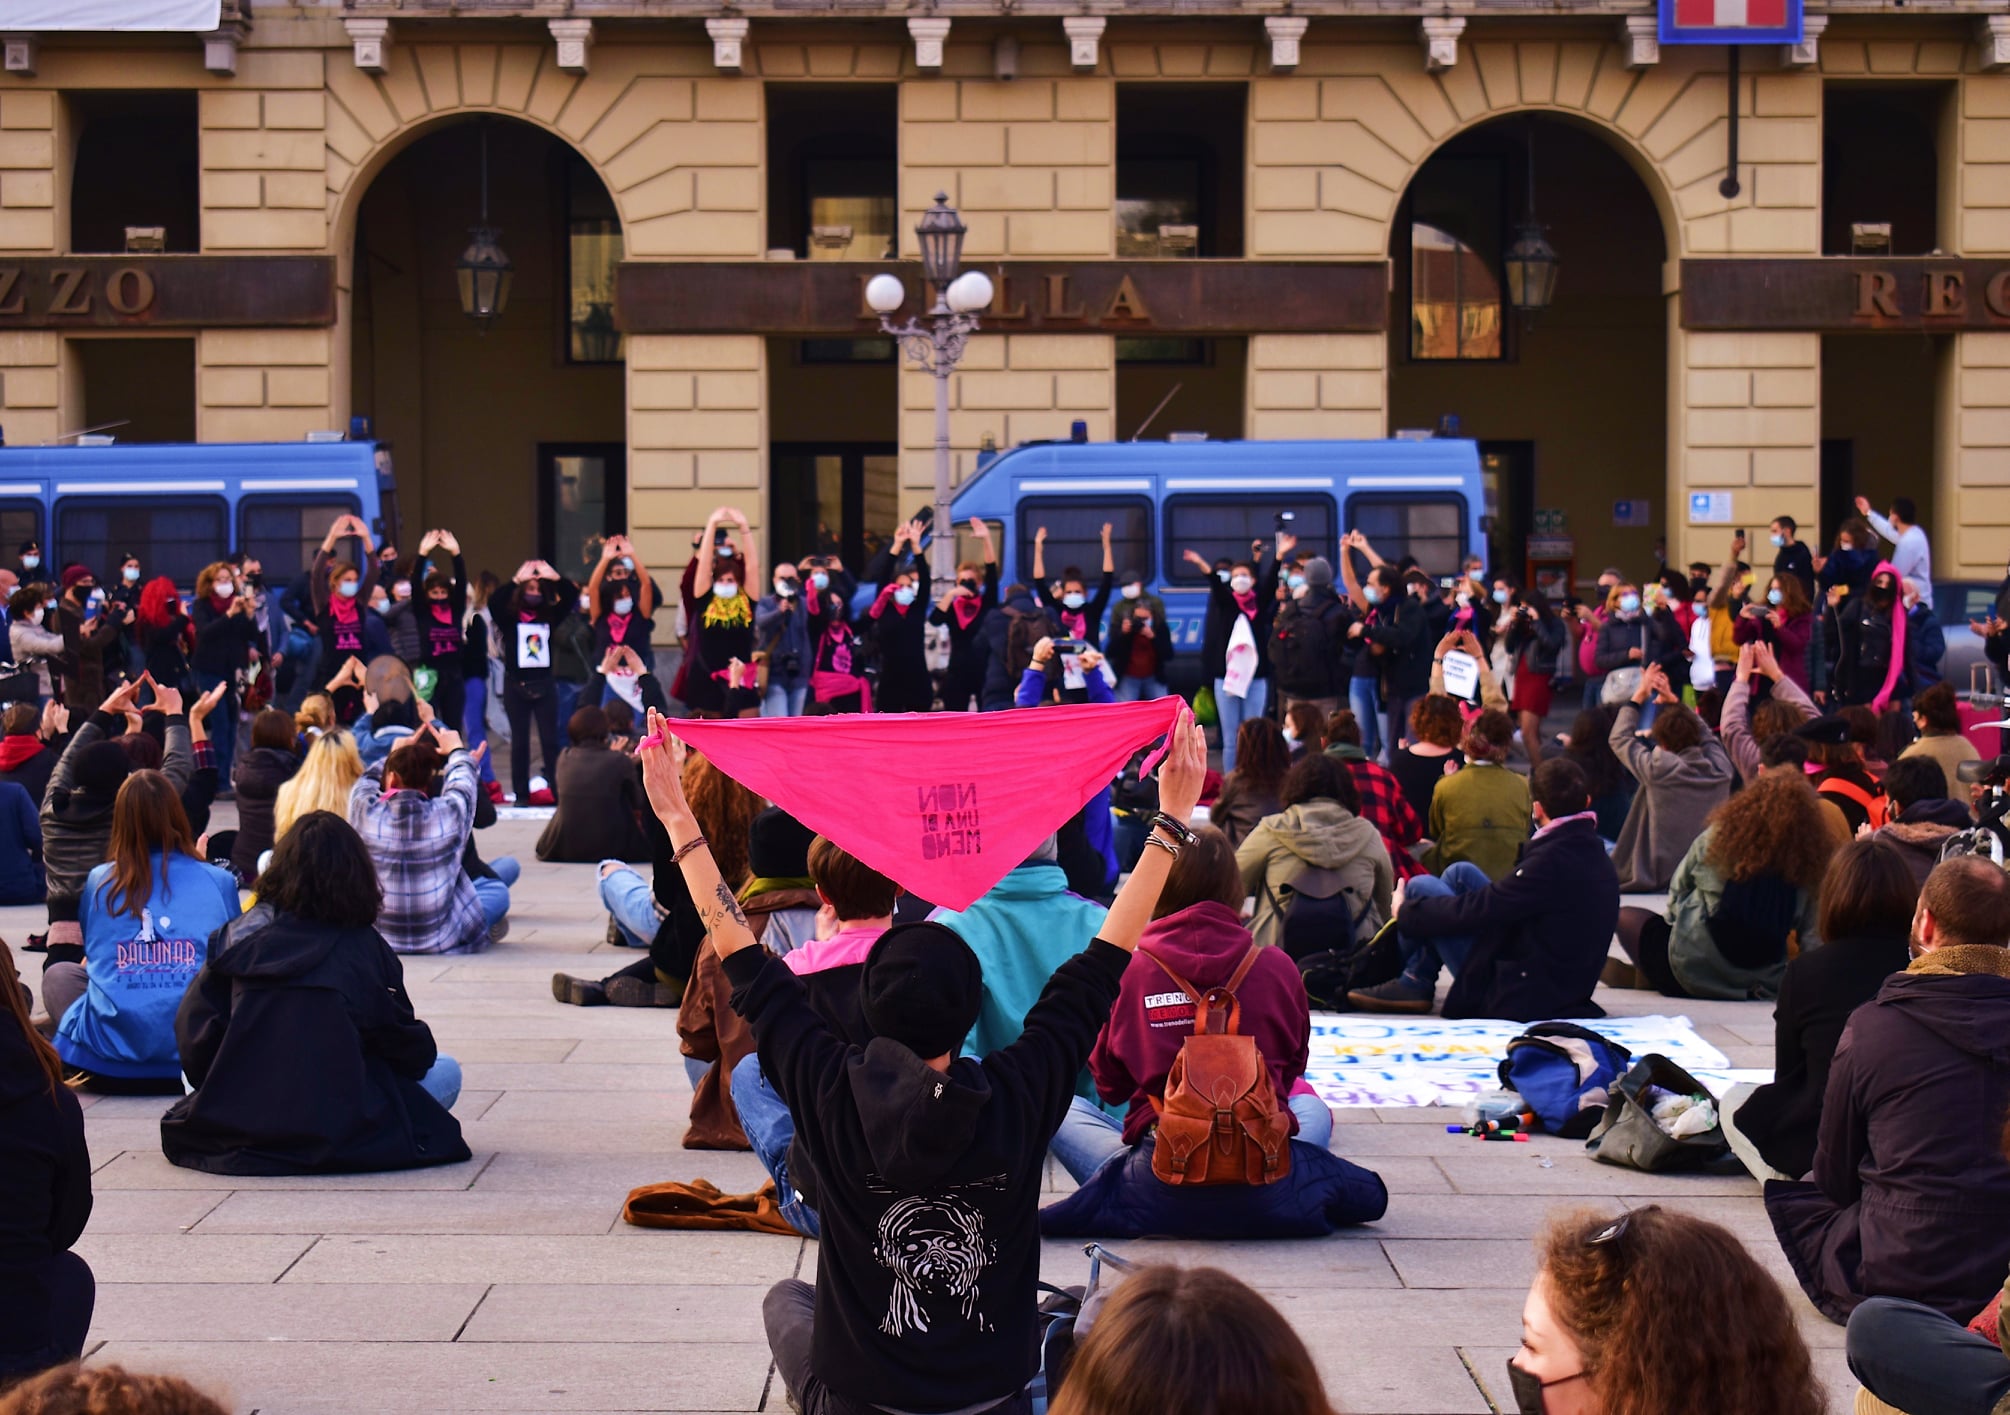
[
  {"left": 483, "top": 780, "right": 504, "bottom": 805},
  {"left": 1346, "top": 977, "right": 1434, "bottom": 1014},
  {"left": 605, "top": 973, "right": 683, "bottom": 1008},
  {"left": 528, "top": 786, "right": 555, "bottom": 807},
  {"left": 488, "top": 916, "right": 510, "bottom": 945},
  {"left": 551, "top": 972, "right": 608, "bottom": 1007}
]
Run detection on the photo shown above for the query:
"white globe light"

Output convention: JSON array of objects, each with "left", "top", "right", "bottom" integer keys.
[
  {"left": 946, "top": 270, "right": 994, "bottom": 314},
  {"left": 865, "top": 273, "right": 907, "bottom": 314}
]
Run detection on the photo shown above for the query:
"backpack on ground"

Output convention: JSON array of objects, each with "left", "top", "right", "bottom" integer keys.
[
  {"left": 1704, "top": 871, "right": 1804, "bottom": 971},
  {"left": 1498, "top": 1022, "right": 1632, "bottom": 1138},
  {"left": 1144, "top": 944, "right": 1293, "bottom": 1187},
  {"left": 1296, "top": 917, "right": 1403, "bottom": 1009}
]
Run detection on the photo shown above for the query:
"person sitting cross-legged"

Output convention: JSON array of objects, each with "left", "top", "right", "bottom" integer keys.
[
  {"left": 348, "top": 724, "right": 505, "bottom": 955},
  {"left": 1347, "top": 758, "right": 1619, "bottom": 1019},
  {"left": 634, "top": 703, "right": 1210, "bottom": 1415}
]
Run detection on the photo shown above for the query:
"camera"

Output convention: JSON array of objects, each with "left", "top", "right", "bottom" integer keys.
[
  {"left": 1050, "top": 638, "right": 1089, "bottom": 655},
  {"left": 1274, "top": 511, "right": 1297, "bottom": 530}
]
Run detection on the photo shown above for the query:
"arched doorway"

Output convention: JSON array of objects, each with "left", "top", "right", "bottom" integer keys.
[
  {"left": 350, "top": 117, "right": 626, "bottom": 581},
  {"left": 1388, "top": 114, "right": 1668, "bottom": 591}
]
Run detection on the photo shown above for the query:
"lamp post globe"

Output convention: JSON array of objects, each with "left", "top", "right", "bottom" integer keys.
[
  {"left": 946, "top": 270, "right": 993, "bottom": 315},
  {"left": 865, "top": 273, "right": 906, "bottom": 315}
]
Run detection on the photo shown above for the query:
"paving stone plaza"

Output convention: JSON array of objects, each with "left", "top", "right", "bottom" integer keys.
[{"left": 4, "top": 811, "right": 1864, "bottom": 1415}]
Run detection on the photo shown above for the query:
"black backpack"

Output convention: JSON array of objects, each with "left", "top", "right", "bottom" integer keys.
[
  {"left": 1262, "top": 877, "right": 1369, "bottom": 963},
  {"left": 1704, "top": 872, "right": 1804, "bottom": 970},
  {"left": 1297, "top": 918, "right": 1404, "bottom": 1009},
  {"left": 1270, "top": 597, "right": 1344, "bottom": 693}
]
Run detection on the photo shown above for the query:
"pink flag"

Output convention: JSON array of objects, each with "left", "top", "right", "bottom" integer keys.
[{"left": 666, "top": 699, "right": 1184, "bottom": 910}]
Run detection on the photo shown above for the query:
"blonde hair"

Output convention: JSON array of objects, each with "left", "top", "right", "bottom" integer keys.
[
  {"left": 193, "top": 561, "right": 234, "bottom": 600},
  {"left": 274, "top": 729, "right": 364, "bottom": 841},
  {"left": 294, "top": 692, "right": 336, "bottom": 735}
]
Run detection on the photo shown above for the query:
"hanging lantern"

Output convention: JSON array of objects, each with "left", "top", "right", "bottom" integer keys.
[
  {"left": 1504, "top": 223, "right": 1559, "bottom": 313},
  {"left": 914, "top": 192, "right": 967, "bottom": 288},
  {"left": 455, "top": 121, "right": 512, "bottom": 329}
]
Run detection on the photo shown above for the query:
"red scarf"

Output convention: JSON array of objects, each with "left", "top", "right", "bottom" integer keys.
[
  {"left": 951, "top": 595, "right": 983, "bottom": 631},
  {"left": 208, "top": 592, "right": 235, "bottom": 615},
  {"left": 329, "top": 593, "right": 361, "bottom": 652},
  {"left": 1231, "top": 588, "right": 1258, "bottom": 619},
  {"left": 606, "top": 610, "right": 633, "bottom": 643}
]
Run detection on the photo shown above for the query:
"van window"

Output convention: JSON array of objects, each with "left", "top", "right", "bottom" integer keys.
[
  {"left": 1344, "top": 494, "right": 1466, "bottom": 577},
  {"left": 0, "top": 502, "right": 42, "bottom": 570},
  {"left": 1016, "top": 500, "right": 1151, "bottom": 588},
  {"left": 58, "top": 497, "right": 226, "bottom": 589},
  {"left": 239, "top": 498, "right": 361, "bottom": 582},
  {"left": 1164, "top": 496, "right": 1335, "bottom": 584}
]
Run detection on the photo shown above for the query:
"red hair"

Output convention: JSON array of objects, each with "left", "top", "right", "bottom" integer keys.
[{"left": 136, "top": 576, "right": 184, "bottom": 633}]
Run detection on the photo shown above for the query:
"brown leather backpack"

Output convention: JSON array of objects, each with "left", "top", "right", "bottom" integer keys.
[{"left": 1144, "top": 944, "right": 1293, "bottom": 1188}]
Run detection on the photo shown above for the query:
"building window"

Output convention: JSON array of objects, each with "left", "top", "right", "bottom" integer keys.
[
  {"left": 565, "top": 153, "right": 623, "bottom": 364},
  {"left": 1406, "top": 156, "right": 1504, "bottom": 361},
  {"left": 69, "top": 92, "right": 199, "bottom": 254},
  {"left": 1822, "top": 83, "right": 1949, "bottom": 257},
  {"left": 1116, "top": 85, "right": 1245, "bottom": 259},
  {"left": 767, "top": 86, "right": 897, "bottom": 261},
  {"left": 74, "top": 338, "right": 195, "bottom": 443},
  {"left": 800, "top": 338, "right": 897, "bottom": 364}
]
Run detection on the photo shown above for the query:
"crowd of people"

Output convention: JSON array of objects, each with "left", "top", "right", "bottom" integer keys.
[{"left": 3, "top": 489, "right": 2010, "bottom": 1415}]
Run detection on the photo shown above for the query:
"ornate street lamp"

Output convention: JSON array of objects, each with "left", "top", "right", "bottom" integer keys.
[
  {"left": 866, "top": 194, "right": 993, "bottom": 583},
  {"left": 1504, "top": 125, "right": 1559, "bottom": 315},
  {"left": 455, "top": 121, "right": 513, "bottom": 330}
]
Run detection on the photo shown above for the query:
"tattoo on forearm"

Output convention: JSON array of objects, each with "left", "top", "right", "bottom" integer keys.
[{"left": 702, "top": 879, "right": 748, "bottom": 933}]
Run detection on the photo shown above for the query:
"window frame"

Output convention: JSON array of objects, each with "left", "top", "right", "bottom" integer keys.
[
  {"left": 1159, "top": 491, "right": 1339, "bottom": 586},
  {"left": 1341, "top": 491, "right": 1470, "bottom": 578},
  {"left": 55, "top": 493, "right": 228, "bottom": 589},
  {"left": 236, "top": 493, "right": 364, "bottom": 583},
  {"left": 0, "top": 500, "right": 45, "bottom": 568},
  {"left": 1014, "top": 495, "right": 1154, "bottom": 588}
]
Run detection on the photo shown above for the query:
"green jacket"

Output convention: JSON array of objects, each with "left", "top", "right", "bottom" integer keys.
[
  {"left": 1665, "top": 825, "right": 1823, "bottom": 1001},
  {"left": 1236, "top": 799, "right": 1394, "bottom": 952},
  {"left": 1422, "top": 762, "right": 1531, "bottom": 882}
]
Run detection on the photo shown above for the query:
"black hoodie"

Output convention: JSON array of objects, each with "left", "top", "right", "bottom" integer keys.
[
  {"left": 725, "top": 937, "right": 1128, "bottom": 1413},
  {"left": 161, "top": 906, "right": 470, "bottom": 1175},
  {"left": 0, "top": 1016, "right": 91, "bottom": 1356}
]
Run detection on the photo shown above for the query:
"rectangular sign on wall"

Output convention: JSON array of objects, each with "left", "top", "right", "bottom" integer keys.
[{"left": 1659, "top": 0, "right": 1802, "bottom": 46}]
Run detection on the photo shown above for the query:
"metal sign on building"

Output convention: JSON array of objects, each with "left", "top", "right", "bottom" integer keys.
[{"left": 1659, "top": 0, "right": 1803, "bottom": 46}]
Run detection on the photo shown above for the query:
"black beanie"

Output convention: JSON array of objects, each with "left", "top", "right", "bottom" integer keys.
[
  {"left": 75, "top": 740, "right": 135, "bottom": 799},
  {"left": 861, "top": 922, "right": 983, "bottom": 1060},
  {"left": 748, "top": 807, "right": 816, "bottom": 880}
]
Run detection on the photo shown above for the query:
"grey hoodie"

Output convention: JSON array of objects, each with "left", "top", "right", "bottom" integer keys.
[{"left": 1235, "top": 798, "right": 1395, "bottom": 951}]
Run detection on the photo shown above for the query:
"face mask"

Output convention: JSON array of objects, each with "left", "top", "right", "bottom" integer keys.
[
  {"left": 1456, "top": 592, "right": 1472, "bottom": 607},
  {"left": 1364, "top": 585, "right": 1384, "bottom": 606},
  {"left": 620, "top": 556, "right": 635, "bottom": 570},
  {"left": 213, "top": 579, "right": 234, "bottom": 598},
  {"left": 578, "top": 594, "right": 592, "bottom": 613},
  {"left": 28, "top": 607, "right": 43, "bottom": 626},
  {"left": 894, "top": 586, "right": 916, "bottom": 607},
  {"left": 714, "top": 581, "right": 739, "bottom": 601},
  {"left": 1282, "top": 726, "right": 1299, "bottom": 745},
  {"left": 1216, "top": 569, "right": 1232, "bottom": 584},
  {"left": 122, "top": 566, "right": 140, "bottom": 584},
  {"left": 521, "top": 588, "right": 543, "bottom": 607},
  {"left": 1769, "top": 533, "right": 1785, "bottom": 548},
  {"left": 1122, "top": 584, "right": 1141, "bottom": 600},
  {"left": 1288, "top": 574, "right": 1307, "bottom": 592},
  {"left": 1230, "top": 575, "right": 1253, "bottom": 594},
  {"left": 1767, "top": 588, "right": 1782, "bottom": 606},
  {"left": 1838, "top": 539, "right": 1853, "bottom": 553},
  {"left": 370, "top": 598, "right": 389, "bottom": 616},
  {"left": 717, "top": 544, "right": 735, "bottom": 559},
  {"left": 21, "top": 556, "right": 39, "bottom": 572},
  {"left": 1492, "top": 588, "right": 1510, "bottom": 605},
  {"left": 394, "top": 581, "right": 412, "bottom": 601},
  {"left": 1618, "top": 593, "right": 1641, "bottom": 614},
  {"left": 1507, "top": 1361, "right": 1573, "bottom": 1415},
  {"left": 808, "top": 571, "right": 828, "bottom": 592},
  {"left": 772, "top": 580, "right": 795, "bottom": 600},
  {"left": 1063, "top": 592, "right": 1086, "bottom": 610},
  {"left": 336, "top": 580, "right": 360, "bottom": 599}
]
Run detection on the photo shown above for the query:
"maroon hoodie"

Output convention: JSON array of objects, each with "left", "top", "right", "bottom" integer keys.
[{"left": 1088, "top": 900, "right": 1313, "bottom": 1146}]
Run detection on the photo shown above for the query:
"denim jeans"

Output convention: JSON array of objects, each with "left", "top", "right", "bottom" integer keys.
[
  {"left": 1049, "top": 1091, "right": 1337, "bottom": 1185},
  {"left": 1349, "top": 676, "right": 1384, "bottom": 762},
  {"left": 554, "top": 678, "right": 581, "bottom": 750},
  {"left": 1214, "top": 675, "right": 1270, "bottom": 772},
  {"left": 472, "top": 877, "right": 509, "bottom": 931},
  {"left": 418, "top": 1055, "right": 463, "bottom": 1110},
  {"left": 1116, "top": 675, "right": 1167, "bottom": 702},
  {"left": 194, "top": 671, "right": 237, "bottom": 777},
  {"left": 732, "top": 1051, "right": 818, "bottom": 1238},
  {"left": 462, "top": 674, "right": 498, "bottom": 786},
  {"left": 1397, "top": 861, "right": 1493, "bottom": 991},
  {"left": 598, "top": 863, "right": 659, "bottom": 948},
  {"left": 488, "top": 855, "right": 521, "bottom": 888},
  {"left": 762, "top": 680, "right": 809, "bottom": 717},
  {"left": 1847, "top": 1297, "right": 2010, "bottom": 1415}
]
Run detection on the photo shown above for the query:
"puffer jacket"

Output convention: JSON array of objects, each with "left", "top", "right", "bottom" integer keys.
[
  {"left": 1235, "top": 798, "right": 1395, "bottom": 952},
  {"left": 1874, "top": 798, "right": 1977, "bottom": 890}
]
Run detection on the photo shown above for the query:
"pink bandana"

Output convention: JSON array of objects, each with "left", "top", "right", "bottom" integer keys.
[{"left": 667, "top": 697, "right": 1182, "bottom": 909}]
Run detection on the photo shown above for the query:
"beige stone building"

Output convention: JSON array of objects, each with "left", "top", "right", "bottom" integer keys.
[{"left": 4, "top": 0, "right": 2010, "bottom": 596}]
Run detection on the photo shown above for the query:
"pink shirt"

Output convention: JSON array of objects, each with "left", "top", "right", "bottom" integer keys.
[{"left": 782, "top": 923, "right": 888, "bottom": 976}]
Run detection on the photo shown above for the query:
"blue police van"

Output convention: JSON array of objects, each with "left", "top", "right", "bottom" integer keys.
[
  {"left": 0, "top": 438, "right": 396, "bottom": 585},
  {"left": 947, "top": 437, "right": 1486, "bottom": 691}
]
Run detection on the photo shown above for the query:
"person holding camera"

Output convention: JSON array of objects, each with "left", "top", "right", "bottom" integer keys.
[
  {"left": 189, "top": 560, "right": 262, "bottom": 778},
  {"left": 757, "top": 559, "right": 815, "bottom": 718},
  {"left": 1496, "top": 579, "right": 1566, "bottom": 769}
]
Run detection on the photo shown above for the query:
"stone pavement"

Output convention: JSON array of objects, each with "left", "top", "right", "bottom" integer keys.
[{"left": 4, "top": 815, "right": 1862, "bottom": 1414}]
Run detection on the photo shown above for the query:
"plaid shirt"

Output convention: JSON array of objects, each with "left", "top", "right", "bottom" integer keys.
[
  {"left": 1343, "top": 756, "right": 1429, "bottom": 881},
  {"left": 349, "top": 752, "right": 486, "bottom": 954}
]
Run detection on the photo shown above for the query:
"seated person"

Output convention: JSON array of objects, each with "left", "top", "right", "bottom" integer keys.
[
  {"left": 1848, "top": 1260, "right": 2010, "bottom": 1415},
  {"left": 1238, "top": 752, "right": 1394, "bottom": 955},
  {"left": 0, "top": 947, "right": 92, "bottom": 1386},
  {"left": 1609, "top": 665, "right": 1733, "bottom": 891},
  {"left": 533, "top": 705, "right": 649, "bottom": 864},
  {"left": 628, "top": 703, "right": 1209, "bottom": 1415},
  {"left": 229, "top": 709, "right": 301, "bottom": 882},
  {"left": 1872, "top": 755, "right": 1975, "bottom": 889},
  {"left": 1324, "top": 709, "right": 1427, "bottom": 881},
  {"left": 676, "top": 806, "right": 820, "bottom": 1149},
  {"left": 0, "top": 778, "right": 42, "bottom": 906},
  {"left": 1725, "top": 838, "right": 1915, "bottom": 1182},
  {"left": 1208, "top": 718, "right": 1289, "bottom": 849},
  {"left": 1421, "top": 709, "right": 1531, "bottom": 881},
  {"left": 1053, "top": 825, "right": 1328, "bottom": 1183},
  {"left": 1798, "top": 714, "right": 1886, "bottom": 835},
  {"left": 730, "top": 834, "right": 897, "bottom": 1237},
  {"left": 931, "top": 834, "right": 1109, "bottom": 1058},
  {"left": 45, "top": 771, "right": 239, "bottom": 1088},
  {"left": 348, "top": 693, "right": 421, "bottom": 768},
  {"left": 161, "top": 811, "right": 471, "bottom": 1175},
  {"left": 1348, "top": 759, "right": 1618, "bottom": 1020},
  {"left": 1767, "top": 856, "right": 2010, "bottom": 1327},
  {"left": 1898, "top": 680, "right": 1980, "bottom": 796},
  {"left": 0, "top": 699, "right": 62, "bottom": 807},
  {"left": 1611, "top": 769, "right": 1828, "bottom": 1001},
  {"left": 348, "top": 725, "right": 503, "bottom": 955}
]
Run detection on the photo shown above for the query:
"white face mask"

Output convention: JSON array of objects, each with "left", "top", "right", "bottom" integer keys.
[
  {"left": 1230, "top": 574, "right": 1253, "bottom": 594},
  {"left": 714, "top": 581, "right": 739, "bottom": 601},
  {"left": 393, "top": 581, "right": 412, "bottom": 601},
  {"left": 811, "top": 571, "right": 829, "bottom": 591},
  {"left": 122, "top": 566, "right": 141, "bottom": 584},
  {"left": 613, "top": 596, "right": 635, "bottom": 616},
  {"left": 1063, "top": 592, "right": 1086, "bottom": 609},
  {"left": 1121, "top": 584, "right": 1142, "bottom": 600},
  {"left": 213, "top": 579, "right": 234, "bottom": 598},
  {"left": 773, "top": 580, "right": 795, "bottom": 599},
  {"left": 28, "top": 607, "right": 43, "bottom": 626}
]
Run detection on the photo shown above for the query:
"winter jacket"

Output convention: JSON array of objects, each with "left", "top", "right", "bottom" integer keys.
[
  {"left": 1818, "top": 544, "right": 1880, "bottom": 598},
  {"left": 1503, "top": 610, "right": 1567, "bottom": 677},
  {"left": 0, "top": 781, "right": 40, "bottom": 905},
  {"left": 189, "top": 597, "right": 260, "bottom": 679},
  {"left": 42, "top": 711, "right": 191, "bottom": 917},
  {"left": 1089, "top": 900, "right": 1311, "bottom": 1146},
  {"left": 1608, "top": 702, "right": 1733, "bottom": 892},
  {"left": 533, "top": 744, "right": 648, "bottom": 864},
  {"left": 1766, "top": 943, "right": 2010, "bottom": 1325},
  {"left": 1593, "top": 611, "right": 1683, "bottom": 676},
  {"left": 1104, "top": 602, "right": 1173, "bottom": 684},
  {"left": 1731, "top": 928, "right": 1909, "bottom": 1180},
  {"left": 1402, "top": 815, "right": 1618, "bottom": 1022},
  {"left": 675, "top": 884, "right": 822, "bottom": 1150},
  {"left": 348, "top": 752, "right": 488, "bottom": 955},
  {"left": 1270, "top": 587, "right": 1352, "bottom": 699},
  {"left": 8, "top": 618, "right": 63, "bottom": 698},
  {"left": 1775, "top": 540, "right": 1817, "bottom": 598},
  {"left": 756, "top": 589, "right": 816, "bottom": 692},
  {"left": 1663, "top": 827, "right": 1824, "bottom": 1001},
  {"left": 723, "top": 934, "right": 1128, "bottom": 1413},
  {"left": 1732, "top": 608, "right": 1815, "bottom": 692},
  {"left": 1199, "top": 561, "right": 1282, "bottom": 684},
  {"left": 51, "top": 599, "right": 126, "bottom": 718},
  {"left": 931, "top": 862, "right": 1110, "bottom": 1061},
  {"left": 1237, "top": 799, "right": 1395, "bottom": 952},
  {"left": 229, "top": 746, "right": 299, "bottom": 882},
  {"left": 1900, "top": 732, "right": 1980, "bottom": 799},
  {"left": 1208, "top": 772, "right": 1283, "bottom": 849},
  {"left": 380, "top": 598, "right": 428, "bottom": 666},
  {"left": 161, "top": 906, "right": 471, "bottom": 1175},
  {"left": 56, "top": 851, "right": 241, "bottom": 1080},
  {"left": 1875, "top": 798, "right": 1978, "bottom": 889},
  {"left": 0, "top": 1018, "right": 91, "bottom": 1372},
  {"left": 1908, "top": 603, "right": 1945, "bottom": 689},
  {"left": 1364, "top": 592, "right": 1434, "bottom": 698},
  {"left": 0, "top": 733, "right": 57, "bottom": 809},
  {"left": 1422, "top": 762, "right": 1532, "bottom": 882}
]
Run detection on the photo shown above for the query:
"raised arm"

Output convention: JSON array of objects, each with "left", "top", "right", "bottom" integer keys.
[
  {"left": 1099, "top": 521, "right": 1115, "bottom": 576},
  {"left": 1031, "top": 525, "right": 1048, "bottom": 586},
  {"left": 585, "top": 539, "right": 617, "bottom": 622},
  {"left": 639, "top": 708, "right": 760, "bottom": 959},
  {"left": 692, "top": 508, "right": 726, "bottom": 599},
  {"left": 728, "top": 508, "right": 757, "bottom": 599}
]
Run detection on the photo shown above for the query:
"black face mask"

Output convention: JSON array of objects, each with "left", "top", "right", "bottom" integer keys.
[
  {"left": 1507, "top": 1360, "right": 1586, "bottom": 1415},
  {"left": 959, "top": 579, "right": 979, "bottom": 593}
]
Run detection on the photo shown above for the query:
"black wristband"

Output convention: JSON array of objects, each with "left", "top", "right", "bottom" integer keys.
[{"left": 1147, "top": 811, "right": 1196, "bottom": 846}]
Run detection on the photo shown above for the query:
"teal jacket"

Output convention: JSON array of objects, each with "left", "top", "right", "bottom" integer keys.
[{"left": 931, "top": 862, "right": 1109, "bottom": 1060}]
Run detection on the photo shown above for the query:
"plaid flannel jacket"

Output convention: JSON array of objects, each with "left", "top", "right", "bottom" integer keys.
[
  {"left": 348, "top": 751, "right": 487, "bottom": 954},
  {"left": 1344, "top": 757, "right": 1429, "bottom": 881}
]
